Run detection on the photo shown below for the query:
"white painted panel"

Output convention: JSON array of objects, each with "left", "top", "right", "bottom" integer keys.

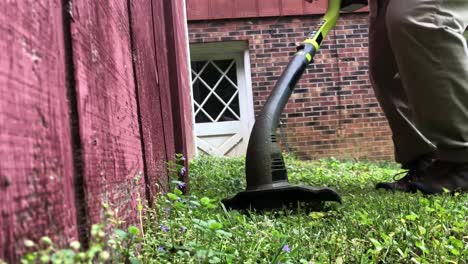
[
  {"left": 195, "top": 121, "right": 241, "bottom": 136},
  {"left": 190, "top": 41, "right": 254, "bottom": 157}
]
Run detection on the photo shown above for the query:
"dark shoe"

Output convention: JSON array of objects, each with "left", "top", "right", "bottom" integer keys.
[
  {"left": 376, "top": 157, "right": 432, "bottom": 192},
  {"left": 409, "top": 161, "right": 468, "bottom": 194}
]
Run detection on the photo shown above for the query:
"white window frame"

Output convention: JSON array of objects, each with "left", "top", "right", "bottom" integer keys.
[{"left": 190, "top": 41, "right": 255, "bottom": 156}]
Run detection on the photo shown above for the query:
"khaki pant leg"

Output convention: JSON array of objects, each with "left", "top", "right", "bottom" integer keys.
[
  {"left": 369, "top": 0, "right": 436, "bottom": 166},
  {"left": 386, "top": 0, "right": 468, "bottom": 162}
]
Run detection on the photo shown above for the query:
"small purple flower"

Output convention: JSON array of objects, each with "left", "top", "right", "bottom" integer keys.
[
  {"left": 180, "top": 226, "right": 187, "bottom": 233},
  {"left": 282, "top": 244, "right": 291, "bottom": 253},
  {"left": 160, "top": 225, "right": 169, "bottom": 232},
  {"left": 157, "top": 246, "right": 165, "bottom": 252},
  {"left": 180, "top": 167, "right": 187, "bottom": 176},
  {"left": 180, "top": 156, "right": 186, "bottom": 161},
  {"left": 178, "top": 181, "right": 186, "bottom": 189}
]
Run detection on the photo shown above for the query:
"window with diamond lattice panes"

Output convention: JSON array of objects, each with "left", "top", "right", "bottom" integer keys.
[
  {"left": 191, "top": 59, "right": 240, "bottom": 123},
  {"left": 189, "top": 43, "right": 254, "bottom": 157}
]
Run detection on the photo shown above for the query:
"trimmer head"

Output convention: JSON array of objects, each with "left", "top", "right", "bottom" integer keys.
[
  {"left": 221, "top": 44, "right": 341, "bottom": 211},
  {"left": 222, "top": 184, "right": 341, "bottom": 211},
  {"left": 222, "top": 0, "right": 358, "bottom": 212}
]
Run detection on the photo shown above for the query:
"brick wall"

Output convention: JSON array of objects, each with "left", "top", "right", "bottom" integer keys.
[{"left": 188, "top": 13, "right": 394, "bottom": 161}]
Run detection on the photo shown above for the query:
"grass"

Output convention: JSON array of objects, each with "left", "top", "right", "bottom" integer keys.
[
  {"left": 141, "top": 155, "right": 467, "bottom": 263},
  {"left": 18, "top": 155, "right": 467, "bottom": 263}
]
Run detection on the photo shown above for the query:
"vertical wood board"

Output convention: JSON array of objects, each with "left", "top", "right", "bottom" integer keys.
[
  {"left": 129, "top": 0, "right": 170, "bottom": 199},
  {"left": 303, "top": 0, "right": 328, "bottom": 14},
  {"left": 234, "top": 0, "right": 259, "bottom": 18},
  {"left": 0, "top": 0, "right": 77, "bottom": 261},
  {"left": 164, "top": 0, "right": 194, "bottom": 181},
  {"left": 258, "top": 0, "right": 282, "bottom": 17},
  {"left": 209, "top": 0, "right": 235, "bottom": 19},
  {"left": 186, "top": 0, "right": 210, "bottom": 20},
  {"left": 280, "top": 0, "right": 304, "bottom": 15},
  {"left": 153, "top": 0, "right": 177, "bottom": 177},
  {"left": 70, "top": 0, "right": 145, "bottom": 225}
]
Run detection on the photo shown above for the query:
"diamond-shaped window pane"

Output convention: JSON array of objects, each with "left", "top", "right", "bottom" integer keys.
[
  {"left": 215, "top": 60, "right": 234, "bottom": 72},
  {"left": 191, "top": 59, "right": 241, "bottom": 123},
  {"left": 226, "top": 62, "right": 238, "bottom": 84},
  {"left": 199, "top": 63, "right": 221, "bottom": 88},
  {"left": 230, "top": 96, "right": 240, "bottom": 116},
  {"left": 217, "top": 96, "right": 240, "bottom": 122},
  {"left": 204, "top": 95, "right": 225, "bottom": 120},
  {"left": 217, "top": 78, "right": 237, "bottom": 102},
  {"left": 219, "top": 108, "right": 238, "bottom": 122},
  {"left": 192, "top": 79, "right": 211, "bottom": 105},
  {"left": 191, "top": 61, "right": 206, "bottom": 72},
  {"left": 195, "top": 111, "right": 211, "bottom": 123}
]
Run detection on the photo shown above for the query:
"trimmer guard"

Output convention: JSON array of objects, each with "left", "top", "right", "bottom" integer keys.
[{"left": 222, "top": 184, "right": 341, "bottom": 210}]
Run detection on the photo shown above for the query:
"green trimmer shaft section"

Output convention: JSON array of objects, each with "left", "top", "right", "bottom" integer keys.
[{"left": 222, "top": 0, "right": 368, "bottom": 210}]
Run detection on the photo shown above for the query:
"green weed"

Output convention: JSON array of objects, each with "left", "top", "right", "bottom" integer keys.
[
  {"left": 143, "top": 155, "right": 467, "bottom": 263},
  {"left": 21, "top": 155, "right": 467, "bottom": 263},
  {"left": 20, "top": 203, "right": 142, "bottom": 264}
]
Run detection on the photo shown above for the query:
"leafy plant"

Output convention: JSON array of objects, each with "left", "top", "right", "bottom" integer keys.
[
  {"left": 21, "top": 155, "right": 468, "bottom": 263},
  {"left": 142, "top": 155, "right": 466, "bottom": 263},
  {"left": 20, "top": 203, "right": 143, "bottom": 264}
]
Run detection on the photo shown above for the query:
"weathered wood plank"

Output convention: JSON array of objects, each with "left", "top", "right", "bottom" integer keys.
[
  {"left": 303, "top": 0, "right": 328, "bottom": 14},
  {"left": 209, "top": 0, "right": 235, "bottom": 19},
  {"left": 128, "top": 0, "right": 170, "bottom": 200},
  {"left": 152, "top": 0, "right": 176, "bottom": 179},
  {"left": 186, "top": 0, "right": 210, "bottom": 20},
  {"left": 0, "top": 0, "right": 77, "bottom": 261},
  {"left": 163, "top": 0, "right": 195, "bottom": 183},
  {"left": 281, "top": 0, "right": 304, "bottom": 16},
  {"left": 234, "top": 0, "right": 259, "bottom": 18},
  {"left": 187, "top": 0, "right": 366, "bottom": 20},
  {"left": 258, "top": 0, "right": 282, "bottom": 17},
  {"left": 69, "top": 0, "right": 145, "bottom": 226}
]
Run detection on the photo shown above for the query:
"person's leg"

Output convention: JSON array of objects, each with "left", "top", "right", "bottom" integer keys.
[
  {"left": 369, "top": 0, "right": 437, "bottom": 168},
  {"left": 386, "top": 0, "right": 468, "bottom": 193},
  {"left": 370, "top": 0, "right": 437, "bottom": 191}
]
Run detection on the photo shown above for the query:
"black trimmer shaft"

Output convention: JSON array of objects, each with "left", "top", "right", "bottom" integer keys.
[
  {"left": 222, "top": 0, "right": 368, "bottom": 210},
  {"left": 222, "top": 44, "right": 341, "bottom": 210}
]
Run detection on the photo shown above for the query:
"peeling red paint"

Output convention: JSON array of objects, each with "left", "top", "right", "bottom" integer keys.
[
  {"left": 0, "top": 0, "right": 77, "bottom": 261},
  {"left": 187, "top": 0, "right": 367, "bottom": 20},
  {"left": 0, "top": 0, "right": 192, "bottom": 261},
  {"left": 129, "top": 0, "right": 174, "bottom": 201},
  {"left": 187, "top": 0, "right": 328, "bottom": 20},
  {"left": 69, "top": 0, "right": 146, "bottom": 227}
]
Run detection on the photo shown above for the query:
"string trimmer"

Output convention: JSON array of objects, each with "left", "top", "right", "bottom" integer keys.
[{"left": 222, "top": 0, "right": 368, "bottom": 210}]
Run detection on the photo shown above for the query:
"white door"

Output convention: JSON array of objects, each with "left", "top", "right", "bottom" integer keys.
[{"left": 190, "top": 44, "right": 254, "bottom": 157}]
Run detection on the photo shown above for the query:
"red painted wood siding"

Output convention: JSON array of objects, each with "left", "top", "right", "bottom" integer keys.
[
  {"left": 129, "top": 0, "right": 175, "bottom": 202},
  {"left": 164, "top": 0, "right": 195, "bottom": 172},
  {"left": 153, "top": 0, "right": 177, "bottom": 171},
  {"left": 0, "top": 0, "right": 192, "bottom": 260},
  {"left": 0, "top": 0, "right": 77, "bottom": 261},
  {"left": 69, "top": 0, "right": 146, "bottom": 226},
  {"left": 187, "top": 0, "right": 329, "bottom": 20}
]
